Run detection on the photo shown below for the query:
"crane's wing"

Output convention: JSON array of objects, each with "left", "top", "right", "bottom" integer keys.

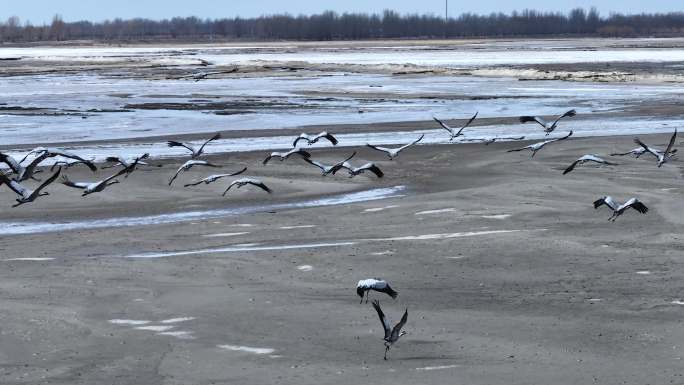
[
  {"left": 321, "top": 132, "right": 339, "bottom": 145},
  {"left": 50, "top": 151, "right": 97, "bottom": 172},
  {"left": 594, "top": 196, "right": 618, "bottom": 211},
  {"left": 519, "top": 116, "right": 548, "bottom": 127},
  {"left": 398, "top": 134, "right": 425, "bottom": 151},
  {"left": 371, "top": 300, "right": 391, "bottom": 340},
  {"left": 168, "top": 166, "right": 186, "bottom": 186},
  {"left": 664, "top": 129, "right": 677, "bottom": 156},
  {"left": 366, "top": 144, "right": 391, "bottom": 154},
  {"left": 222, "top": 181, "right": 239, "bottom": 196},
  {"left": 167, "top": 141, "right": 195, "bottom": 154},
  {"left": 292, "top": 149, "right": 311, "bottom": 159},
  {"left": 303, "top": 158, "right": 326, "bottom": 171},
  {"left": 103, "top": 167, "right": 128, "bottom": 183},
  {"left": 197, "top": 133, "right": 222, "bottom": 155},
  {"left": 293, "top": 135, "right": 307, "bottom": 148},
  {"left": 0, "top": 152, "right": 21, "bottom": 173},
  {"left": 105, "top": 156, "right": 123, "bottom": 164},
  {"left": 633, "top": 138, "right": 660, "bottom": 157},
  {"left": 622, "top": 198, "right": 648, "bottom": 214},
  {"left": 19, "top": 149, "right": 45, "bottom": 164},
  {"left": 433, "top": 117, "right": 453, "bottom": 134},
  {"left": 610, "top": 150, "right": 634, "bottom": 156},
  {"left": 61, "top": 175, "right": 90, "bottom": 189},
  {"left": 551, "top": 109, "right": 576, "bottom": 126},
  {"left": 507, "top": 146, "right": 529, "bottom": 152},
  {"left": 33, "top": 167, "right": 61, "bottom": 196},
  {"left": 228, "top": 167, "right": 248, "bottom": 176},
  {"left": 391, "top": 308, "right": 409, "bottom": 339},
  {"left": 562, "top": 160, "right": 581, "bottom": 175},
  {"left": 0, "top": 173, "right": 27, "bottom": 197},
  {"left": 248, "top": 180, "right": 272, "bottom": 193},
  {"left": 361, "top": 163, "right": 384, "bottom": 178},
  {"left": 263, "top": 154, "right": 276, "bottom": 165},
  {"left": 457, "top": 112, "right": 478, "bottom": 134}
]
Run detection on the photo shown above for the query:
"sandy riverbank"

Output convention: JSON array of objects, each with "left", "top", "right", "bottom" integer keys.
[{"left": 0, "top": 131, "right": 683, "bottom": 384}]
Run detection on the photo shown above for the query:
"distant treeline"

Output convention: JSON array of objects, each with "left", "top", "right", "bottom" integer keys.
[{"left": 1, "top": 8, "right": 684, "bottom": 42}]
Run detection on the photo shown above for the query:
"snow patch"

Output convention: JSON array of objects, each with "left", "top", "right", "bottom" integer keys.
[
  {"left": 384, "top": 229, "right": 531, "bottom": 241},
  {"left": 160, "top": 317, "right": 196, "bottom": 324},
  {"left": 217, "top": 345, "right": 275, "bottom": 355},
  {"left": 109, "top": 319, "right": 150, "bottom": 326},
  {"left": 157, "top": 331, "right": 195, "bottom": 339},
  {"left": 134, "top": 325, "right": 176, "bottom": 332},
  {"left": 201, "top": 232, "right": 250, "bottom": 238},
  {"left": 415, "top": 208, "right": 457, "bottom": 215},
  {"left": 415, "top": 364, "right": 459, "bottom": 371}
]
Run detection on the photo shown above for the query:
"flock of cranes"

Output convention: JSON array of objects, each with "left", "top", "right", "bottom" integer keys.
[{"left": 0, "top": 107, "right": 678, "bottom": 359}]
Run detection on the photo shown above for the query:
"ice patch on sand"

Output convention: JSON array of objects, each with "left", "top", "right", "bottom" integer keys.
[
  {"left": 217, "top": 345, "right": 275, "bottom": 355},
  {"left": 415, "top": 208, "right": 457, "bottom": 215},
  {"left": 0, "top": 186, "right": 405, "bottom": 235},
  {"left": 297, "top": 265, "right": 313, "bottom": 271},
  {"left": 372, "top": 250, "right": 394, "bottom": 256},
  {"left": 160, "top": 317, "right": 195, "bottom": 324},
  {"left": 385, "top": 229, "right": 530, "bottom": 241},
  {"left": 415, "top": 364, "right": 459, "bottom": 371},
  {"left": 364, "top": 205, "right": 399, "bottom": 213},
  {"left": 134, "top": 325, "right": 175, "bottom": 332},
  {"left": 157, "top": 331, "right": 195, "bottom": 339},
  {"left": 202, "top": 232, "right": 250, "bottom": 238},
  {"left": 671, "top": 300, "right": 684, "bottom": 305},
  {"left": 3, "top": 257, "right": 55, "bottom": 261},
  {"left": 121, "top": 242, "right": 356, "bottom": 259},
  {"left": 109, "top": 319, "right": 151, "bottom": 326},
  {"left": 481, "top": 214, "right": 511, "bottom": 220},
  {"left": 636, "top": 271, "right": 651, "bottom": 275}
]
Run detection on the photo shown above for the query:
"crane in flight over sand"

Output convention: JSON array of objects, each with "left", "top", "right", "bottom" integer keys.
[
  {"left": 333, "top": 162, "right": 384, "bottom": 178},
  {"left": 1, "top": 151, "right": 51, "bottom": 182},
  {"left": 168, "top": 160, "right": 221, "bottom": 186},
  {"left": 183, "top": 167, "right": 248, "bottom": 187},
  {"left": 292, "top": 131, "right": 339, "bottom": 147},
  {"left": 507, "top": 131, "right": 573, "bottom": 157},
  {"left": 61, "top": 167, "right": 129, "bottom": 197},
  {"left": 433, "top": 112, "right": 478, "bottom": 141},
  {"left": 167, "top": 133, "right": 221, "bottom": 159},
  {"left": 223, "top": 178, "right": 272, "bottom": 196},
  {"left": 303, "top": 152, "right": 357, "bottom": 176},
  {"left": 519, "top": 109, "right": 576, "bottom": 135},
  {"left": 0, "top": 167, "right": 61, "bottom": 207},
  {"left": 263, "top": 148, "right": 311, "bottom": 165},
  {"left": 366, "top": 134, "right": 424, "bottom": 160},
  {"left": 563, "top": 154, "right": 617, "bottom": 175},
  {"left": 594, "top": 196, "right": 648, "bottom": 221},
  {"left": 371, "top": 300, "right": 408, "bottom": 360},
  {"left": 634, "top": 129, "right": 677, "bottom": 167},
  {"left": 19, "top": 148, "right": 97, "bottom": 172},
  {"left": 357, "top": 279, "right": 398, "bottom": 304}
]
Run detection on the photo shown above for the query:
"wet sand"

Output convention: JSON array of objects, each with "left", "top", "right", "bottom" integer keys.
[{"left": 1, "top": 131, "right": 683, "bottom": 384}]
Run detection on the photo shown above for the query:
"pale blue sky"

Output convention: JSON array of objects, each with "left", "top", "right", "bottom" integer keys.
[{"left": 3, "top": 0, "right": 682, "bottom": 24}]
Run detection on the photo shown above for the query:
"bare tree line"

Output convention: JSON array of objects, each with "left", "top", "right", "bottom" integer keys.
[{"left": 1, "top": 8, "right": 683, "bottom": 42}]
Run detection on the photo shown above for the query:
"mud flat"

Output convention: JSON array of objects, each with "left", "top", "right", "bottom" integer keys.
[{"left": 0, "top": 131, "right": 683, "bottom": 384}]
